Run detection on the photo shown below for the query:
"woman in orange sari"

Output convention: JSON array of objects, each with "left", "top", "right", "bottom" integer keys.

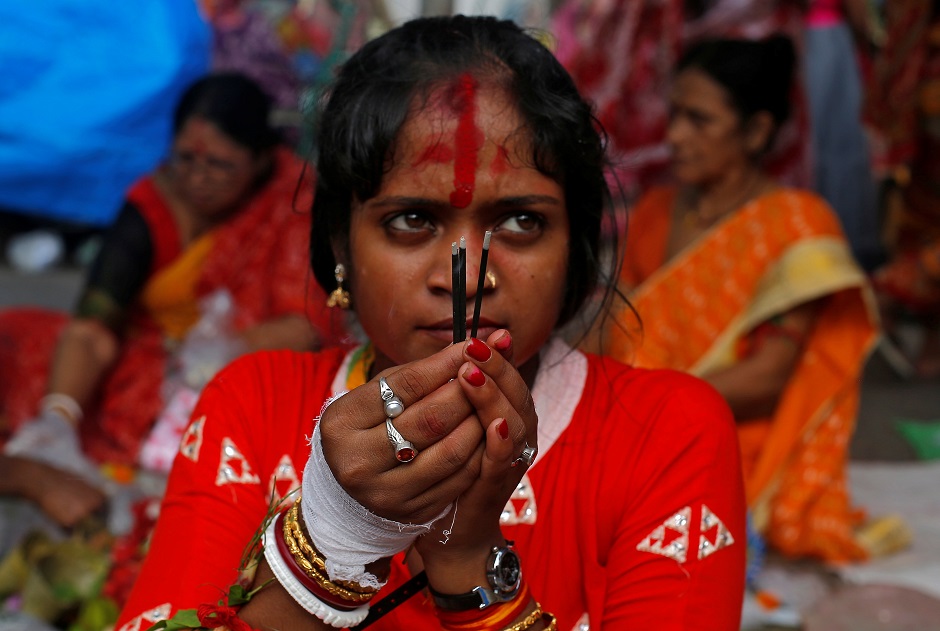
[
  {"left": 595, "top": 37, "right": 880, "bottom": 562},
  {"left": 0, "top": 73, "right": 340, "bottom": 530}
]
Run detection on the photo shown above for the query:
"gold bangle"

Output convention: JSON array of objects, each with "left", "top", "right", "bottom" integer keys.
[
  {"left": 502, "top": 606, "right": 543, "bottom": 631},
  {"left": 280, "top": 508, "right": 375, "bottom": 602},
  {"left": 285, "top": 498, "right": 379, "bottom": 595},
  {"left": 542, "top": 612, "right": 558, "bottom": 631}
]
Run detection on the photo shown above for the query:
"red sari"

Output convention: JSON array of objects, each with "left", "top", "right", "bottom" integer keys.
[{"left": 0, "top": 148, "right": 343, "bottom": 466}]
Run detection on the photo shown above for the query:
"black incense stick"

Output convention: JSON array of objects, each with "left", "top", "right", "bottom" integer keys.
[
  {"left": 470, "top": 230, "right": 491, "bottom": 339},
  {"left": 458, "top": 237, "right": 467, "bottom": 342},
  {"left": 451, "top": 242, "right": 459, "bottom": 344}
]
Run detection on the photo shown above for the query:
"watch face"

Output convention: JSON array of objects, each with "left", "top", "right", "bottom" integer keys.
[{"left": 491, "top": 548, "right": 522, "bottom": 593}]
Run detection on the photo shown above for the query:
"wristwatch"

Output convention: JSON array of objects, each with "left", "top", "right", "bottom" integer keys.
[{"left": 429, "top": 543, "right": 522, "bottom": 611}]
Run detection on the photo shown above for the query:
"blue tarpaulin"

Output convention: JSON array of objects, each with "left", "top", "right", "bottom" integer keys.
[{"left": 0, "top": 1, "right": 210, "bottom": 226}]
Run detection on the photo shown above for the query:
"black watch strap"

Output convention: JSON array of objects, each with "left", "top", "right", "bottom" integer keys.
[{"left": 428, "top": 584, "right": 501, "bottom": 611}]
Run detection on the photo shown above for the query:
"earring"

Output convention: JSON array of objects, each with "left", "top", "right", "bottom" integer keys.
[{"left": 327, "top": 263, "right": 351, "bottom": 309}]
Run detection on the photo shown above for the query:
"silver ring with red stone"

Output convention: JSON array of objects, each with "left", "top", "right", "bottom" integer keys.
[{"left": 386, "top": 417, "right": 417, "bottom": 463}]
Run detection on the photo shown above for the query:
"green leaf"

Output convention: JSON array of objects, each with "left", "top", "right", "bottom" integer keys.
[
  {"left": 227, "top": 583, "right": 251, "bottom": 606},
  {"left": 144, "top": 608, "right": 203, "bottom": 630}
]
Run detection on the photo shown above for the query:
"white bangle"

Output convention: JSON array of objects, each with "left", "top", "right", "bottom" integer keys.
[
  {"left": 262, "top": 517, "right": 370, "bottom": 628},
  {"left": 40, "top": 393, "right": 83, "bottom": 425}
]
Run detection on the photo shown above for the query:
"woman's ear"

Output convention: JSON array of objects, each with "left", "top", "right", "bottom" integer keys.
[{"left": 745, "top": 111, "right": 776, "bottom": 156}]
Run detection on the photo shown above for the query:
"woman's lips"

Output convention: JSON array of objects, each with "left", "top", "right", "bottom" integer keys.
[{"left": 420, "top": 317, "right": 502, "bottom": 341}]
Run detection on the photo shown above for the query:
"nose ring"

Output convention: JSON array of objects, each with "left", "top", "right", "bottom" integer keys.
[{"left": 485, "top": 270, "right": 497, "bottom": 290}]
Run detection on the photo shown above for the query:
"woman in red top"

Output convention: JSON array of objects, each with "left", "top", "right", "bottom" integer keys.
[{"left": 119, "top": 16, "right": 746, "bottom": 631}]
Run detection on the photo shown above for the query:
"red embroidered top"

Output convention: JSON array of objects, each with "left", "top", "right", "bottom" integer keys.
[{"left": 118, "top": 341, "right": 746, "bottom": 630}]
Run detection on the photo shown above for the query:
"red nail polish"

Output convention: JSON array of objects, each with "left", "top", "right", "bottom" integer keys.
[
  {"left": 464, "top": 365, "right": 485, "bottom": 387},
  {"left": 494, "top": 332, "right": 512, "bottom": 351},
  {"left": 466, "top": 337, "right": 492, "bottom": 362},
  {"left": 496, "top": 419, "right": 509, "bottom": 440}
]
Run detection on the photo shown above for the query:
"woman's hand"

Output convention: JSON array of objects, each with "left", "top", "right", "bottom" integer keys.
[
  {"left": 319, "top": 342, "right": 487, "bottom": 525},
  {"left": 415, "top": 329, "right": 538, "bottom": 594},
  {"left": 13, "top": 457, "right": 107, "bottom": 528}
]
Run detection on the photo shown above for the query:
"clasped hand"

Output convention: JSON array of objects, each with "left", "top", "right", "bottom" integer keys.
[{"left": 319, "top": 330, "right": 536, "bottom": 548}]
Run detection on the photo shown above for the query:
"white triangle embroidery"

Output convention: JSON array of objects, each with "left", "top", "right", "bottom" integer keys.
[
  {"left": 118, "top": 603, "right": 171, "bottom": 631},
  {"left": 179, "top": 414, "right": 205, "bottom": 462},
  {"left": 215, "top": 437, "right": 261, "bottom": 486},
  {"left": 698, "top": 504, "right": 735, "bottom": 560},
  {"left": 499, "top": 474, "right": 537, "bottom": 525},
  {"left": 268, "top": 454, "right": 301, "bottom": 507},
  {"left": 636, "top": 506, "right": 691, "bottom": 563}
]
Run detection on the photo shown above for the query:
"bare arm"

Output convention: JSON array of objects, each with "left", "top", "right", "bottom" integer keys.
[
  {"left": 0, "top": 455, "right": 106, "bottom": 527},
  {"left": 47, "top": 317, "right": 121, "bottom": 418},
  {"left": 703, "top": 300, "right": 821, "bottom": 421}
]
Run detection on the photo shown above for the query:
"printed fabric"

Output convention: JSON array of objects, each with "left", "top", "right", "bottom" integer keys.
[{"left": 605, "top": 186, "right": 879, "bottom": 561}]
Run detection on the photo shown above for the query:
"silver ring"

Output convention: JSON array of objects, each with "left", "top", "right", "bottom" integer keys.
[
  {"left": 386, "top": 418, "right": 417, "bottom": 463},
  {"left": 512, "top": 442, "right": 537, "bottom": 468},
  {"left": 379, "top": 377, "right": 404, "bottom": 418}
]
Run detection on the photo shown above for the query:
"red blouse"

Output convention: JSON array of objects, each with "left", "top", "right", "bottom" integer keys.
[{"left": 118, "top": 343, "right": 745, "bottom": 630}]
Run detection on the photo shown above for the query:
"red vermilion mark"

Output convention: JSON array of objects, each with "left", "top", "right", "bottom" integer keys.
[
  {"left": 490, "top": 144, "right": 511, "bottom": 176},
  {"left": 448, "top": 73, "right": 483, "bottom": 209},
  {"left": 412, "top": 140, "right": 455, "bottom": 167}
]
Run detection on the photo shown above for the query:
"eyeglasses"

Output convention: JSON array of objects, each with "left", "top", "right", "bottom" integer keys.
[{"left": 168, "top": 150, "right": 244, "bottom": 183}]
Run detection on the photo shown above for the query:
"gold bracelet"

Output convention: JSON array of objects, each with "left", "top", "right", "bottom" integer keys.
[
  {"left": 285, "top": 498, "right": 379, "bottom": 595},
  {"left": 502, "top": 606, "right": 543, "bottom": 631},
  {"left": 543, "top": 612, "right": 558, "bottom": 631},
  {"left": 280, "top": 508, "right": 375, "bottom": 602}
]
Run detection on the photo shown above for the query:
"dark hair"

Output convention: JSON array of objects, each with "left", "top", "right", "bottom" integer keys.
[
  {"left": 676, "top": 35, "right": 796, "bottom": 131},
  {"left": 309, "top": 15, "right": 612, "bottom": 328},
  {"left": 173, "top": 72, "right": 280, "bottom": 154}
]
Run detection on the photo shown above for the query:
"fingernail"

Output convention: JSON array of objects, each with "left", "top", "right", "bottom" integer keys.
[
  {"left": 494, "top": 331, "right": 512, "bottom": 351},
  {"left": 464, "top": 365, "right": 485, "bottom": 387},
  {"left": 466, "top": 337, "right": 492, "bottom": 362},
  {"left": 496, "top": 419, "right": 509, "bottom": 440}
]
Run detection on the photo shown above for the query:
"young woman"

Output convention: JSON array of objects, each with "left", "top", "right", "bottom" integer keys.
[
  {"left": 118, "top": 16, "right": 745, "bottom": 631},
  {"left": 597, "top": 37, "right": 879, "bottom": 562}
]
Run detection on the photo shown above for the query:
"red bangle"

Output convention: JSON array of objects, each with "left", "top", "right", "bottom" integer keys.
[{"left": 272, "top": 510, "right": 363, "bottom": 611}]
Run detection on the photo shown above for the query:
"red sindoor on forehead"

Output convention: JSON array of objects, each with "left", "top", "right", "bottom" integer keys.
[{"left": 449, "top": 73, "right": 483, "bottom": 209}]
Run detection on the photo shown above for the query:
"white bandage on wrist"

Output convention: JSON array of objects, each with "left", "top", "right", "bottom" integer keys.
[
  {"left": 302, "top": 410, "right": 451, "bottom": 589},
  {"left": 40, "top": 393, "right": 83, "bottom": 425}
]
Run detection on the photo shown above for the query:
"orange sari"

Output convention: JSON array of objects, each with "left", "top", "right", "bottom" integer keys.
[{"left": 601, "top": 186, "right": 879, "bottom": 561}]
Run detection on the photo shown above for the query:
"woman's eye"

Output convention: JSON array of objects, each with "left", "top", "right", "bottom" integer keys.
[
  {"left": 386, "top": 212, "right": 432, "bottom": 232},
  {"left": 497, "top": 213, "right": 542, "bottom": 234}
]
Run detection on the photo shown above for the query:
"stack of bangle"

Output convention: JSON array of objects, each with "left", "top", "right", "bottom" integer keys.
[
  {"left": 263, "top": 496, "right": 378, "bottom": 627},
  {"left": 436, "top": 584, "right": 546, "bottom": 631},
  {"left": 438, "top": 601, "right": 557, "bottom": 631}
]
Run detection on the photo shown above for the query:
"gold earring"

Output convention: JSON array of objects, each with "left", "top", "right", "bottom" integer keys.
[{"left": 327, "top": 263, "right": 351, "bottom": 309}]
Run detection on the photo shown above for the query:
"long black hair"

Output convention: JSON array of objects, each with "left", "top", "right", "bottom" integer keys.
[
  {"left": 676, "top": 35, "right": 796, "bottom": 150},
  {"left": 309, "top": 15, "right": 614, "bottom": 328}
]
